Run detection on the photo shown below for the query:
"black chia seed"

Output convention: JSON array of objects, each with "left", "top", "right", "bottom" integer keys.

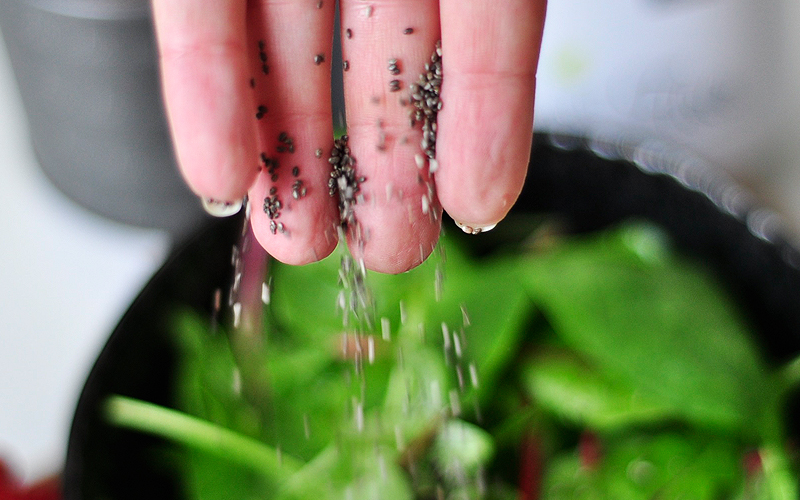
[
  {"left": 409, "top": 40, "right": 442, "bottom": 160},
  {"left": 314, "top": 54, "right": 325, "bottom": 65},
  {"left": 328, "top": 135, "right": 364, "bottom": 228}
]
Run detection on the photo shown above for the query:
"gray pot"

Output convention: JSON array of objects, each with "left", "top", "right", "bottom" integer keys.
[{"left": 0, "top": 0, "right": 207, "bottom": 239}]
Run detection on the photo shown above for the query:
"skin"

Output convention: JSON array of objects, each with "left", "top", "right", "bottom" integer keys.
[{"left": 151, "top": 0, "right": 547, "bottom": 274}]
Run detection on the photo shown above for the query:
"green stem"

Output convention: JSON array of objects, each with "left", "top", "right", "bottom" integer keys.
[{"left": 104, "top": 395, "right": 302, "bottom": 480}]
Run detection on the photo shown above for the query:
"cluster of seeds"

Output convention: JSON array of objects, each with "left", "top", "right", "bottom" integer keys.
[
  {"left": 276, "top": 131, "right": 295, "bottom": 153},
  {"left": 328, "top": 135, "right": 365, "bottom": 228},
  {"left": 387, "top": 58, "right": 403, "bottom": 93},
  {"left": 262, "top": 192, "right": 284, "bottom": 234},
  {"left": 261, "top": 153, "right": 279, "bottom": 181},
  {"left": 409, "top": 40, "right": 443, "bottom": 161},
  {"left": 291, "top": 166, "right": 307, "bottom": 199},
  {"left": 388, "top": 58, "right": 401, "bottom": 76},
  {"left": 261, "top": 152, "right": 284, "bottom": 234},
  {"left": 258, "top": 40, "right": 269, "bottom": 75},
  {"left": 255, "top": 105, "right": 267, "bottom": 120}
]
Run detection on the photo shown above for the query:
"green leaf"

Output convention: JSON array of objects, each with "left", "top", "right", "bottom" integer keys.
[
  {"left": 522, "top": 349, "right": 678, "bottom": 430},
  {"left": 433, "top": 419, "right": 495, "bottom": 475},
  {"left": 541, "top": 431, "right": 744, "bottom": 500},
  {"left": 518, "top": 222, "right": 771, "bottom": 433},
  {"left": 277, "top": 445, "right": 413, "bottom": 500}
]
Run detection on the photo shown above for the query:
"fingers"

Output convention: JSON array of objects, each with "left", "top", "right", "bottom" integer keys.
[
  {"left": 436, "top": 0, "right": 547, "bottom": 231},
  {"left": 152, "top": 0, "right": 258, "bottom": 203},
  {"left": 246, "top": 0, "right": 339, "bottom": 264},
  {"left": 340, "top": 0, "right": 442, "bottom": 274}
]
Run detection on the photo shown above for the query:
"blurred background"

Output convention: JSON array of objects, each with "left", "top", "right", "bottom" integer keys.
[{"left": 2, "top": 0, "right": 800, "bottom": 485}]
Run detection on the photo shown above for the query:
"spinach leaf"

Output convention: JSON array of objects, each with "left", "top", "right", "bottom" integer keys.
[{"left": 518, "top": 222, "right": 772, "bottom": 434}]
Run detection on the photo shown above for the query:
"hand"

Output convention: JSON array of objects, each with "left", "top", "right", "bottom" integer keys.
[{"left": 151, "top": 0, "right": 546, "bottom": 273}]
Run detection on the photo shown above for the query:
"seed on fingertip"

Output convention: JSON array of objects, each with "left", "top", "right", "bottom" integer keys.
[
  {"left": 343, "top": 60, "right": 350, "bottom": 71},
  {"left": 454, "top": 221, "right": 497, "bottom": 235},
  {"left": 345, "top": 28, "right": 352, "bottom": 39},
  {"left": 403, "top": 27, "right": 414, "bottom": 35},
  {"left": 202, "top": 198, "right": 242, "bottom": 217},
  {"left": 314, "top": 54, "right": 325, "bottom": 65}
]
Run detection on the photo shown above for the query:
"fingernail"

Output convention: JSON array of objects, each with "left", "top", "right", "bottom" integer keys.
[
  {"left": 454, "top": 221, "right": 498, "bottom": 235},
  {"left": 201, "top": 197, "right": 243, "bottom": 217}
]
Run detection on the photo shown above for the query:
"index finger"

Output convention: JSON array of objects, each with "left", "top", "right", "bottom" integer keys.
[{"left": 152, "top": 0, "right": 259, "bottom": 206}]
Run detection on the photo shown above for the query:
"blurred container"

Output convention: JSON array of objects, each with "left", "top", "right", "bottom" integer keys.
[
  {"left": 0, "top": 0, "right": 207, "bottom": 239},
  {"left": 534, "top": 0, "right": 789, "bottom": 174}
]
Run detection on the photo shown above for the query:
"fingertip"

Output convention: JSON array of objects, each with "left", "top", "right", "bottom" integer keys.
[
  {"left": 249, "top": 174, "right": 340, "bottom": 265},
  {"left": 349, "top": 213, "right": 441, "bottom": 274}
]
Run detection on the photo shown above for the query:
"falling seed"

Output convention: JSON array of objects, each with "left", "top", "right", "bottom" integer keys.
[
  {"left": 421, "top": 194, "right": 429, "bottom": 214},
  {"left": 399, "top": 301, "right": 407, "bottom": 324},
  {"left": 453, "top": 332, "right": 462, "bottom": 358},
  {"left": 259, "top": 52, "right": 267, "bottom": 62},
  {"left": 435, "top": 266, "right": 444, "bottom": 301},
  {"left": 381, "top": 317, "right": 391, "bottom": 340},
  {"left": 345, "top": 28, "right": 352, "bottom": 39},
  {"left": 414, "top": 154, "right": 425, "bottom": 169},
  {"left": 403, "top": 27, "right": 414, "bottom": 35},
  {"left": 258, "top": 40, "right": 265, "bottom": 51},
  {"left": 232, "top": 302, "right": 242, "bottom": 328},
  {"left": 460, "top": 304, "right": 471, "bottom": 326},
  {"left": 469, "top": 362, "right": 479, "bottom": 388},
  {"left": 428, "top": 158, "right": 439, "bottom": 173},
  {"left": 389, "top": 79, "right": 401, "bottom": 92},
  {"left": 314, "top": 54, "right": 325, "bottom": 65},
  {"left": 292, "top": 166, "right": 299, "bottom": 177},
  {"left": 449, "top": 389, "right": 461, "bottom": 416},
  {"left": 269, "top": 187, "right": 276, "bottom": 195},
  {"left": 261, "top": 281, "right": 271, "bottom": 304},
  {"left": 367, "top": 336, "right": 375, "bottom": 364}
]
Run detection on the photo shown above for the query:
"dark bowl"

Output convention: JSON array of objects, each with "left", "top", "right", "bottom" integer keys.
[{"left": 63, "top": 133, "right": 800, "bottom": 500}]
